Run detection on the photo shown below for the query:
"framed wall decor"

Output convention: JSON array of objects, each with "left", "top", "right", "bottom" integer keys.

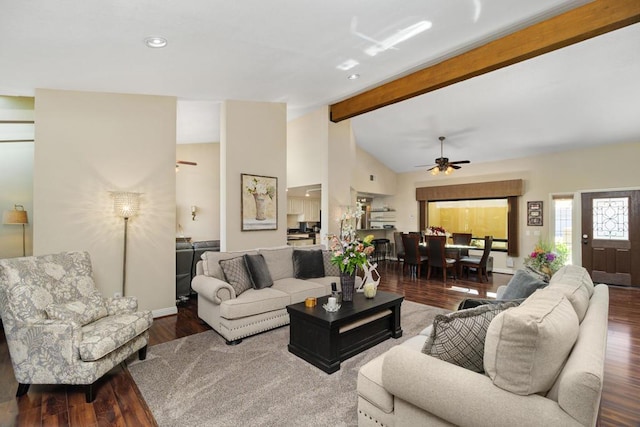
[
  {"left": 241, "top": 173, "right": 278, "bottom": 231},
  {"left": 527, "top": 201, "right": 543, "bottom": 226}
]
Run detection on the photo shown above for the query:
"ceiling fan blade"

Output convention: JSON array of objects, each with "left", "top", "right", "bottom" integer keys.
[
  {"left": 450, "top": 164, "right": 462, "bottom": 170},
  {"left": 415, "top": 164, "right": 435, "bottom": 168},
  {"left": 177, "top": 160, "right": 198, "bottom": 166},
  {"left": 448, "top": 160, "right": 470, "bottom": 165}
]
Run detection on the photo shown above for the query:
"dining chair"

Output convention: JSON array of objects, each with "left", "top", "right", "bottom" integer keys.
[
  {"left": 426, "top": 235, "right": 457, "bottom": 283},
  {"left": 459, "top": 235, "right": 493, "bottom": 282},
  {"left": 452, "top": 232, "right": 473, "bottom": 256},
  {"left": 393, "top": 232, "right": 405, "bottom": 270},
  {"left": 401, "top": 233, "right": 428, "bottom": 278}
]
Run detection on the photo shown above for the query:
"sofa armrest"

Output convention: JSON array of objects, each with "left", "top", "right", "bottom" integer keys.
[
  {"left": 105, "top": 296, "right": 138, "bottom": 315},
  {"left": 191, "top": 275, "right": 235, "bottom": 304},
  {"left": 8, "top": 320, "right": 81, "bottom": 372},
  {"left": 381, "top": 346, "right": 581, "bottom": 427}
]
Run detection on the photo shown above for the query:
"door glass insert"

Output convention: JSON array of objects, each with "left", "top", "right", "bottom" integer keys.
[{"left": 592, "top": 197, "right": 629, "bottom": 240}]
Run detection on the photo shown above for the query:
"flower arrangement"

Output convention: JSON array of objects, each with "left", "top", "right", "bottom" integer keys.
[
  {"left": 329, "top": 203, "right": 375, "bottom": 275},
  {"left": 425, "top": 225, "right": 448, "bottom": 236},
  {"left": 524, "top": 240, "right": 568, "bottom": 276},
  {"left": 245, "top": 177, "right": 275, "bottom": 199}
]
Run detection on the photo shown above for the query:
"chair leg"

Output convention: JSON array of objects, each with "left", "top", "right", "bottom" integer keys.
[
  {"left": 85, "top": 383, "right": 95, "bottom": 403},
  {"left": 16, "top": 383, "right": 30, "bottom": 398},
  {"left": 138, "top": 345, "right": 148, "bottom": 360}
]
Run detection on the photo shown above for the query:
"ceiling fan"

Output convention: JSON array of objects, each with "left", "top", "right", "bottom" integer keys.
[
  {"left": 175, "top": 160, "right": 197, "bottom": 171},
  {"left": 416, "top": 136, "right": 470, "bottom": 175}
]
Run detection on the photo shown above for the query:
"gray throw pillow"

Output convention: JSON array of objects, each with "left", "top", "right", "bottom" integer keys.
[
  {"left": 243, "top": 253, "right": 273, "bottom": 289},
  {"left": 501, "top": 269, "right": 548, "bottom": 300},
  {"left": 292, "top": 249, "right": 325, "bottom": 279},
  {"left": 422, "top": 301, "right": 521, "bottom": 372},
  {"left": 219, "top": 256, "right": 253, "bottom": 296},
  {"left": 323, "top": 250, "right": 341, "bottom": 276}
]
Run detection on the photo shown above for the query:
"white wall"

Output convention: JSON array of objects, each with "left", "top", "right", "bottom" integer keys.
[
  {"left": 34, "top": 89, "right": 177, "bottom": 315},
  {"left": 221, "top": 100, "right": 287, "bottom": 251},
  {"left": 392, "top": 140, "right": 640, "bottom": 272},
  {"left": 287, "top": 107, "right": 325, "bottom": 188},
  {"left": 353, "top": 145, "right": 397, "bottom": 195},
  {"left": 176, "top": 143, "right": 220, "bottom": 242}
]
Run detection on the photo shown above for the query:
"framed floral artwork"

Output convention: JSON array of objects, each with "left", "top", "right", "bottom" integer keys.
[
  {"left": 527, "top": 201, "right": 543, "bottom": 226},
  {"left": 241, "top": 173, "right": 278, "bottom": 231}
]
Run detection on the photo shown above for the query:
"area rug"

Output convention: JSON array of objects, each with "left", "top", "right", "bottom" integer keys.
[{"left": 128, "top": 300, "right": 449, "bottom": 427}]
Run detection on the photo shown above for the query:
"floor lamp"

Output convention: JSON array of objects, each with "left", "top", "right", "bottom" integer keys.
[
  {"left": 3, "top": 204, "right": 29, "bottom": 257},
  {"left": 112, "top": 192, "right": 140, "bottom": 297}
]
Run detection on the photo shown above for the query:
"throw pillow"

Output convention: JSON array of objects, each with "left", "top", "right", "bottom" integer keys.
[
  {"left": 500, "top": 269, "right": 548, "bottom": 300},
  {"left": 323, "top": 250, "right": 341, "bottom": 276},
  {"left": 550, "top": 264, "right": 595, "bottom": 297},
  {"left": 243, "top": 253, "right": 274, "bottom": 289},
  {"left": 219, "top": 256, "right": 253, "bottom": 296},
  {"left": 484, "top": 288, "right": 579, "bottom": 395},
  {"left": 292, "top": 249, "right": 325, "bottom": 279},
  {"left": 46, "top": 295, "right": 108, "bottom": 326},
  {"left": 259, "top": 246, "right": 294, "bottom": 281},
  {"left": 422, "top": 301, "right": 521, "bottom": 372}
]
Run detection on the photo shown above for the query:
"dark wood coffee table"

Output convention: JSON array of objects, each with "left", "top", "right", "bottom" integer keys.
[{"left": 286, "top": 291, "right": 404, "bottom": 373}]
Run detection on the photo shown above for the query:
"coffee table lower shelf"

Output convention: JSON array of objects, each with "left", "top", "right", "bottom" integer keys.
[{"left": 286, "top": 291, "right": 403, "bottom": 374}]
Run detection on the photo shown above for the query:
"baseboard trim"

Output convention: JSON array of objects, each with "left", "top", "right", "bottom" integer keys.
[
  {"left": 152, "top": 306, "right": 178, "bottom": 318},
  {"left": 493, "top": 268, "right": 515, "bottom": 275}
]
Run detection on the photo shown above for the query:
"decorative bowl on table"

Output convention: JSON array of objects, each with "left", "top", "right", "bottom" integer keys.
[{"left": 322, "top": 303, "right": 341, "bottom": 312}]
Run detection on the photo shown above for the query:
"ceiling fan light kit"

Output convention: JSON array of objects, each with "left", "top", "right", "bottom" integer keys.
[{"left": 418, "top": 136, "right": 470, "bottom": 176}]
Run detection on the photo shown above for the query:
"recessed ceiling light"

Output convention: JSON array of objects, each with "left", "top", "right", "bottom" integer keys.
[
  {"left": 144, "top": 36, "right": 168, "bottom": 48},
  {"left": 348, "top": 74, "right": 360, "bottom": 80}
]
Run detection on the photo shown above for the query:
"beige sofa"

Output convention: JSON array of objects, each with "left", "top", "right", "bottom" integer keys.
[
  {"left": 192, "top": 245, "right": 341, "bottom": 344},
  {"left": 357, "top": 265, "right": 608, "bottom": 426}
]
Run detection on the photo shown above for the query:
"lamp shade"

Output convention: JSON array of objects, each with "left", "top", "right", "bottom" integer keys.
[
  {"left": 3, "top": 205, "right": 28, "bottom": 224},
  {"left": 112, "top": 192, "right": 140, "bottom": 219}
]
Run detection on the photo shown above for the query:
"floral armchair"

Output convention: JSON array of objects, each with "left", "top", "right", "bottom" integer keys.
[{"left": 0, "top": 251, "right": 153, "bottom": 402}]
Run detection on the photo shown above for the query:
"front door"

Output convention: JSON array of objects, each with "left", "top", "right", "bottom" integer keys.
[{"left": 581, "top": 190, "right": 640, "bottom": 287}]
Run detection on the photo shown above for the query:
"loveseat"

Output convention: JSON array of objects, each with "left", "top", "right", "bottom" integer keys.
[
  {"left": 357, "top": 265, "right": 608, "bottom": 426},
  {"left": 192, "top": 244, "right": 342, "bottom": 344}
]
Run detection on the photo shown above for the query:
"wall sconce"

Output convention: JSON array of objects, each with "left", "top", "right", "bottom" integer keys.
[
  {"left": 191, "top": 205, "right": 197, "bottom": 221},
  {"left": 3, "top": 204, "right": 29, "bottom": 257},
  {"left": 111, "top": 192, "right": 141, "bottom": 296}
]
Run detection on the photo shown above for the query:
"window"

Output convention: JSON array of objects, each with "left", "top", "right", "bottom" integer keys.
[
  {"left": 553, "top": 196, "right": 573, "bottom": 263},
  {"left": 427, "top": 198, "right": 509, "bottom": 251}
]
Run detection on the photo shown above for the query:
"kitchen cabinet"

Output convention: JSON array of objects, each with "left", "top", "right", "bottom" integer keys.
[
  {"left": 287, "top": 198, "right": 304, "bottom": 215},
  {"left": 303, "top": 199, "right": 320, "bottom": 222},
  {"left": 369, "top": 209, "right": 396, "bottom": 230}
]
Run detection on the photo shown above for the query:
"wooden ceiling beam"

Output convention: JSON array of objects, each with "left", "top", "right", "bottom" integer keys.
[{"left": 329, "top": 0, "right": 640, "bottom": 122}]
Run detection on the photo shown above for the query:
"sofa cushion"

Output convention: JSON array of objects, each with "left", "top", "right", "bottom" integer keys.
[
  {"left": 550, "top": 264, "right": 595, "bottom": 297},
  {"left": 219, "top": 287, "right": 291, "bottom": 319},
  {"left": 79, "top": 310, "right": 153, "bottom": 361},
  {"left": 292, "top": 249, "right": 325, "bottom": 279},
  {"left": 46, "top": 295, "right": 108, "bottom": 326},
  {"left": 259, "top": 246, "right": 294, "bottom": 281},
  {"left": 323, "top": 250, "right": 341, "bottom": 276},
  {"left": 422, "top": 301, "right": 520, "bottom": 372},
  {"left": 219, "top": 256, "right": 253, "bottom": 296},
  {"left": 201, "top": 250, "right": 256, "bottom": 280},
  {"left": 272, "top": 277, "right": 327, "bottom": 304},
  {"left": 357, "top": 353, "right": 394, "bottom": 414},
  {"left": 500, "top": 269, "right": 548, "bottom": 300},
  {"left": 484, "top": 288, "right": 579, "bottom": 395},
  {"left": 548, "top": 281, "right": 590, "bottom": 322},
  {"left": 243, "top": 254, "right": 273, "bottom": 289}
]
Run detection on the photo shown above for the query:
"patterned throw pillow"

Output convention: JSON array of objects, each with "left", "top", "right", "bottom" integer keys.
[
  {"left": 422, "top": 301, "right": 521, "bottom": 372},
  {"left": 323, "top": 250, "right": 341, "bottom": 276},
  {"left": 219, "top": 256, "right": 253, "bottom": 296},
  {"left": 46, "top": 294, "right": 108, "bottom": 326}
]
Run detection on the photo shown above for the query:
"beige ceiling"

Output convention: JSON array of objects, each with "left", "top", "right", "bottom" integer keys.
[{"left": 1, "top": 0, "right": 638, "bottom": 172}]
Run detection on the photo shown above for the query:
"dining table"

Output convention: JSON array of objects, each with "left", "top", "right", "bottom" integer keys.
[{"left": 419, "top": 242, "right": 480, "bottom": 278}]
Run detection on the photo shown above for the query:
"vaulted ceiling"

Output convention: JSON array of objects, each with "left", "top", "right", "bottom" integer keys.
[{"left": 1, "top": 0, "right": 638, "bottom": 172}]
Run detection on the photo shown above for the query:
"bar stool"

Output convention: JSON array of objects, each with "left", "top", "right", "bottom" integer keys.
[{"left": 371, "top": 238, "right": 390, "bottom": 264}]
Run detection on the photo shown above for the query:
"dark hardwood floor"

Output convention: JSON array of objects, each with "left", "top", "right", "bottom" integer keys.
[{"left": 1, "top": 261, "right": 639, "bottom": 426}]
